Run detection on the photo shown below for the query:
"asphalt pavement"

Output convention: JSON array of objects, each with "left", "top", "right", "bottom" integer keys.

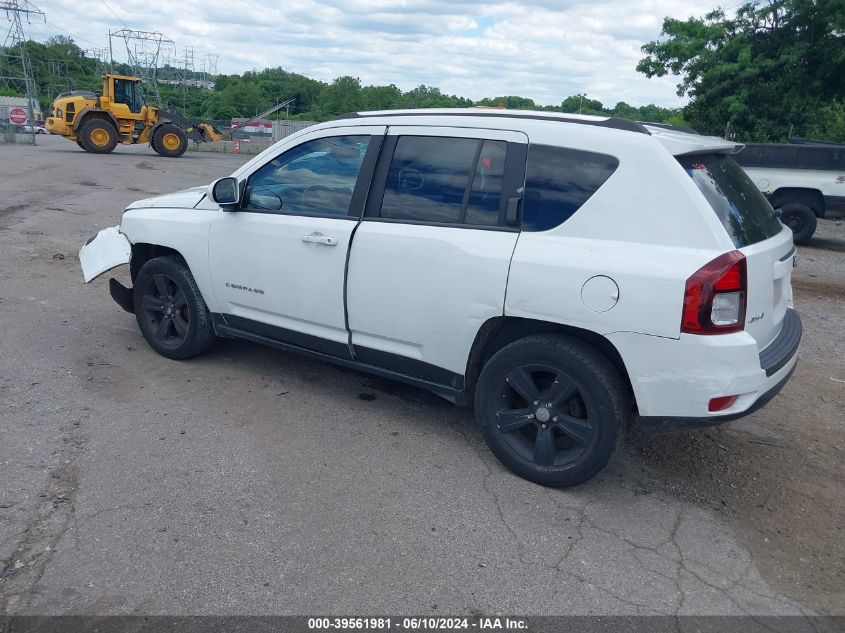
[{"left": 0, "top": 136, "right": 839, "bottom": 621}]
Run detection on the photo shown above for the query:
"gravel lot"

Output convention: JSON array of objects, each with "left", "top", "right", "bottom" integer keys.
[{"left": 1, "top": 135, "right": 843, "bottom": 618}]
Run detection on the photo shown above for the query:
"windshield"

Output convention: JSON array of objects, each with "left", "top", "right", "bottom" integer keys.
[{"left": 678, "top": 153, "right": 783, "bottom": 248}]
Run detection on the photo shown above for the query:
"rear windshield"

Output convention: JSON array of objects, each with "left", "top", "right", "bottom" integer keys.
[{"left": 678, "top": 154, "right": 783, "bottom": 247}]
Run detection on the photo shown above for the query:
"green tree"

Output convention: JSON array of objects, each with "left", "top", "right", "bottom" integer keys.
[
  {"left": 638, "top": 0, "right": 845, "bottom": 141},
  {"left": 317, "top": 76, "right": 363, "bottom": 117},
  {"left": 400, "top": 85, "right": 473, "bottom": 109},
  {"left": 560, "top": 94, "right": 604, "bottom": 114},
  {"left": 476, "top": 96, "right": 537, "bottom": 109}
]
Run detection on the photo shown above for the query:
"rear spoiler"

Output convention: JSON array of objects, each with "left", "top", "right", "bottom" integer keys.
[{"left": 645, "top": 125, "right": 745, "bottom": 157}]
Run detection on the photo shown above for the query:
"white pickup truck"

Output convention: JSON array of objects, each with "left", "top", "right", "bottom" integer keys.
[{"left": 733, "top": 142, "right": 845, "bottom": 244}]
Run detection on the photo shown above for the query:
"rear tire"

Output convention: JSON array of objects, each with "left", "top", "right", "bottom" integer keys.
[
  {"left": 78, "top": 118, "right": 118, "bottom": 154},
  {"left": 133, "top": 256, "right": 215, "bottom": 360},
  {"left": 75, "top": 139, "right": 87, "bottom": 151},
  {"left": 778, "top": 203, "right": 817, "bottom": 245},
  {"left": 152, "top": 124, "right": 188, "bottom": 158},
  {"left": 474, "top": 334, "right": 629, "bottom": 487}
]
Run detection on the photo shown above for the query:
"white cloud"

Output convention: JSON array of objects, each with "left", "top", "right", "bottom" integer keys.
[{"left": 29, "top": 0, "right": 717, "bottom": 107}]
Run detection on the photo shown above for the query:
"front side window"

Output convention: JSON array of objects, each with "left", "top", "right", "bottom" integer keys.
[
  {"left": 245, "top": 135, "right": 370, "bottom": 216},
  {"left": 522, "top": 145, "right": 618, "bottom": 231},
  {"left": 379, "top": 136, "right": 506, "bottom": 226}
]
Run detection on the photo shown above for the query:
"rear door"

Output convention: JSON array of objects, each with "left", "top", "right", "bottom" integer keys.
[
  {"left": 679, "top": 154, "right": 795, "bottom": 350},
  {"left": 346, "top": 126, "right": 528, "bottom": 385}
]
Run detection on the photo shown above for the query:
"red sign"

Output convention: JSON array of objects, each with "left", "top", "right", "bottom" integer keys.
[{"left": 9, "top": 107, "right": 27, "bottom": 125}]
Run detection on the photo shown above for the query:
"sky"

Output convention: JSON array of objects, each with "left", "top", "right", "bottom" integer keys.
[{"left": 23, "top": 0, "right": 723, "bottom": 108}]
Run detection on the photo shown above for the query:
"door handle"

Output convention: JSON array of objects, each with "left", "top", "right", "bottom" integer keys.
[{"left": 301, "top": 233, "right": 338, "bottom": 246}]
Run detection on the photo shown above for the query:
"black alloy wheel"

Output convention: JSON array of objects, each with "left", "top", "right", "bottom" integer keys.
[
  {"left": 475, "top": 335, "right": 628, "bottom": 487},
  {"left": 140, "top": 273, "right": 191, "bottom": 351},
  {"left": 132, "top": 255, "right": 216, "bottom": 360},
  {"left": 495, "top": 364, "right": 596, "bottom": 468}
]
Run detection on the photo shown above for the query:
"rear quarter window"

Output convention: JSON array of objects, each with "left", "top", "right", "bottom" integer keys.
[
  {"left": 522, "top": 145, "right": 618, "bottom": 231},
  {"left": 679, "top": 154, "right": 783, "bottom": 247}
]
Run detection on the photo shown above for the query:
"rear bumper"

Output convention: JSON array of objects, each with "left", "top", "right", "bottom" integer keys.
[
  {"left": 639, "top": 360, "right": 797, "bottom": 434},
  {"left": 608, "top": 309, "right": 801, "bottom": 433},
  {"left": 759, "top": 308, "right": 801, "bottom": 376}
]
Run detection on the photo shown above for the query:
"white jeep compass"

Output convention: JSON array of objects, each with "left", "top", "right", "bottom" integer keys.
[{"left": 79, "top": 109, "right": 802, "bottom": 487}]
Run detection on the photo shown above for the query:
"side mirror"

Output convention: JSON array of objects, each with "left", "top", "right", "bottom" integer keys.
[{"left": 209, "top": 177, "right": 240, "bottom": 209}]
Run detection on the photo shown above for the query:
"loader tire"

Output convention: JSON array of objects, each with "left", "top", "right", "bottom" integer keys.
[
  {"left": 152, "top": 124, "right": 188, "bottom": 158},
  {"left": 76, "top": 139, "right": 87, "bottom": 151},
  {"left": 79, "top": 118, "right": 118, "bottom": 154}
]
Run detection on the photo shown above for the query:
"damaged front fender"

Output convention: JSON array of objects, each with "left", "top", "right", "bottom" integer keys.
[{"left": 79, "top": 226, "right": 131, "bottom": 283}]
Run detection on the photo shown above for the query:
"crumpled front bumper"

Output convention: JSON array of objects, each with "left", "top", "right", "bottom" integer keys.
[{"left": 79, "top": 225, "right": 131, "bottom": 283}]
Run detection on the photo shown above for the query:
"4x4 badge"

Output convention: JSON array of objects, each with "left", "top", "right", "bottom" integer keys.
[{"left": 748, "top": 312, "right": 765, "bottom": 323}]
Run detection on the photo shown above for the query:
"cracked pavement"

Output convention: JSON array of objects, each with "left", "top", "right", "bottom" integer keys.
[{"left": 1, "top": 137, "right": 842, "bottom": 618}]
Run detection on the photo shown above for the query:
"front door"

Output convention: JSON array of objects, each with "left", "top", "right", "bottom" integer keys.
[{"left": 208, "top": 126, "right": 384, "bottom": 358}]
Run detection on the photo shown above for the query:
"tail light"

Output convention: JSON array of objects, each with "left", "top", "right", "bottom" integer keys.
[{"left": 681, "top": 251, "right": 746, "bottom": 335}]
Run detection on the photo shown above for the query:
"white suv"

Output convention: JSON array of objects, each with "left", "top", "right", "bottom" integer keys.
[{"left": 79, "top": 109, "right": 802, "bottom": 487}]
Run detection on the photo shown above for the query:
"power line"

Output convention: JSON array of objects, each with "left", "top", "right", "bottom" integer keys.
[{"left": 99, "top": 0, "right": 126, "bottom": 27}]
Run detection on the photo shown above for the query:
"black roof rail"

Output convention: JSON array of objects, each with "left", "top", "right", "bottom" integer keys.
[{"left": 334, "top": 110, "right": 652, "bottom": 135}]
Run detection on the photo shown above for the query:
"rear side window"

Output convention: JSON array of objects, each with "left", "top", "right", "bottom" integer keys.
[
  {"left": 380, "top": 136, "right": 506, "bottom": 226},
  {"left": 522, "top": 145, "right": 618, "bottom": 231},
  {"left": 679, "top": 154, "right": 782, "bottom": 247}
]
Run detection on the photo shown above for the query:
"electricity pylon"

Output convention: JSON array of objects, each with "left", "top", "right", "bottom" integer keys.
[
  {"left": 108, "top": 28, "right": 174, "bottom": 106},
  {"left": 0, "top": 0, "right": 44, "bottom": 140}
]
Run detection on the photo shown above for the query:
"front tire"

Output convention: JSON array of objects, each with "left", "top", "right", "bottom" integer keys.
[
  {"left": 133, "top": 256, "right": 215, "bottom": 360},
  {"left": 474, "top": 335, "right": 629, "bottom": 487},
  {"left": 152, "top": 124, "right": 188, "bottom": 158},
  {"left": 778, "top": 203, "right": 817, "bottom": 245},
  {"left": 78, "top": 118, "right": 118, "bottom": 154}
]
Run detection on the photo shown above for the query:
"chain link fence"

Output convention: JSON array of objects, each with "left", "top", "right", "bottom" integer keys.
[{"left": 188, "top": 119, "right": 318, "bottom": 155}]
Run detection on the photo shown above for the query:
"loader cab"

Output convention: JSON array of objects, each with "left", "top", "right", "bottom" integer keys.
[{"left": 105, "top": 75, "right": 143, "bottom": 115}]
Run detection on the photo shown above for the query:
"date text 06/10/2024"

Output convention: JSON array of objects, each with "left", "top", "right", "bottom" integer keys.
[{"left": 307, "top": 617, "right": 528, "bottom": 630}]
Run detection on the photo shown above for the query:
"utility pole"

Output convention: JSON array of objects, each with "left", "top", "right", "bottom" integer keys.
[{"left": 0, "top": 0, "right": 44, "bottom": 144}]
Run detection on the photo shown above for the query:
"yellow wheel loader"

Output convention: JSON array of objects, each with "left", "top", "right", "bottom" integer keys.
[{"left": 45, "top": 74, "right": 222, "bottom": 158}]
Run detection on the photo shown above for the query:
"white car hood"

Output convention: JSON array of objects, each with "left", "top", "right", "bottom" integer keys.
[{"left": 126, "top": 185, "right": 207, "bottom": 210}]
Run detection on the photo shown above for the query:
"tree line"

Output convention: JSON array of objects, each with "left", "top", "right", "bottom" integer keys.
[
  {"left": 5, "top": 0, "right": 844, "bottom": 143},
  {"left": 5, "top": 36, "right": 682, "bottom": 126},
  {"left": 638, "top": 0, "right": 845, "bottom": 141}
]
